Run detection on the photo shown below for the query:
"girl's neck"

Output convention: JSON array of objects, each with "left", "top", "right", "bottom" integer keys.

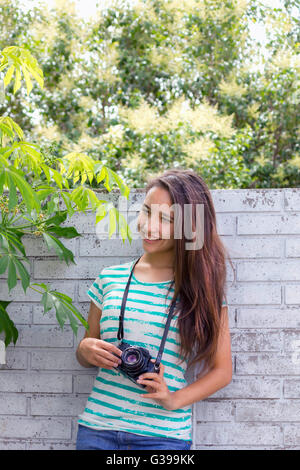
[{"left": 141, "top": 251, "right": 175, "bottom": 270}]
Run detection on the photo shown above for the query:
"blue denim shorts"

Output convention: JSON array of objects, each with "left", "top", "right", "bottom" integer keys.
[{"left": 76, "top": 424, "right": 192, "bottom": 450}]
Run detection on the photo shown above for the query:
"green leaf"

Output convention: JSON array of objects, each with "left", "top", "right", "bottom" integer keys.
[
  {"left": 40, "top": 288, "right": 89, "bottom": 334},
  {"left": 0, "top": 117, "right": 24, "bottom": 142},
  {"left": 0, "top": 227, "right": 26, "bottom": 257},
  {"left": 7, "top": 257, "right": 17, "bottom": 292},
  {"left": 0, "top": 254, "right": 9, "bottom": 274},
  {"left": 7, "top": 174, "right": 18, "bottom": 211},
  {"left": 108, "top": 207, "right": 117, "bottom": 238},
  {"left": 47, "top": 225, "right": 81, "bottom": 239},
  {"left": 0, "top": 46, "right": 44, "bottom": 95},
  {"left": 42, "top": 232, "right": 75, "bottom": 265},
  {"left": 13, "top": 67, "right": 21, "bottom": 94},
  {"left": 41, "top": 291, "right": 55, "bottom": 314},
  {"left": 22, "top": 65, "right": 33, "bottom": 95},
  {"left": 31, "top": 282, "right": 49, "bottom": 291},
  {"left": 0, "top": 302, "right": 18, "bottom": 347},
  {"left": 108, "top": 168, "right": 130, "bottom": 199},
  {"left": 0, "top": 170, "right": 6, "bottom": 193},
  {"left": 49, "top": 167, "right": 64, "bottom": 189},
  {"left": 14, "top": 257, "right": 31, "bottom": 293},
  {"left": 60, "top": 191, "right": 74, "bottom": 216},
  {"left": 54, "top": 292, "right": 89, "bottom": 331},
  {"left": 1, "top": 166, "right": 40, "bottom": 214},
  {"left": 43, "top": 210, "right": 68, "bottom": 226},
  {"left": 3, "top": 65, "right": 15, "bottom": 88}
]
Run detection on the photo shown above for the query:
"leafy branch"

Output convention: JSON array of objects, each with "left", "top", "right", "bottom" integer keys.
[{"left": 0, "top": 46, "right": 132, "bottom": 348}]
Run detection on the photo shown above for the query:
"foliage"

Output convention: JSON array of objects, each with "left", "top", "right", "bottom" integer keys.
[
  {"left": 0, "top": 45, "right": 131, "bottom": 347},
  {"left": 0, "top": 0, "right": 298, "bottom": 188}
]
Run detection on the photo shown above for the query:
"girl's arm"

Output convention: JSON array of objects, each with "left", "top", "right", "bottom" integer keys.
[
  {"left": 173, "top": 305, "right": 232, "bottom": 410},
  {"left": 76, "top": 301, "right": 101, "bottom": 368}
]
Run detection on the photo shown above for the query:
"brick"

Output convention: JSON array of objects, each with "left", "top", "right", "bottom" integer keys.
[
  {"left": 23, "top": 235, "right": 76, "bottom": 257},
  {"left": 0, "top": 440, "right": 27, "bottom": 450},
  {"left": 231, "top": 330, "right": 281, "bottom": 351},
  {"left": 0, "top": 417, "right": 71, "bottom": 439},
  {"left": 284, "top": 425, "right": 300, "bottom": 446},
  {"left": 33, "top": 304, "right": 69, "bottom": 325},
  {"left": 0, "top": 373, "right": 72, "bottom": 393},
  {"left": 31, "top": 351, "right": 86, "bottom": 370},
  {"left": 238, "top": 214, "right": 300, "bottom": 235},
  {"left": 285, "top": 285, "right": 300, "bottom": 304},
  {"left": 223, "top": 236, "right": 283, "bottom": 259},
  {"left": 0, "top": 350, "right": 28, "bottom": 370},
  {"left": 209, "top": 377, "right": 281, "bottom": 399},
  {"left": 74, "top": 374, "right": 97, "bottom": 393},
  {"left": 26, "top": 441, "right": 76, "bottom": 450},
  {"left": 0, "top": 281, "right": 41, "bottom": 301},
  {"left": 194, "top": 423, "right": 282, "bottom": 446},
  {"left": 79, "top": 235, "right": 141, "bottom": 257},
  {"left": 0, "top": 260, "right": 33, "bottom": 279},
  {"left": 195, "top": 401, "right": 234, "bottom": 421},
  {"left": 5, "top": 303, "right": 32, "bottom": 324},
  {"left": 0, "top": 394, "right": 27, "bottom": 415},
  {"left": 226, "top": 283, "right": 281, "bottom": 305},
  {"left": 0, "top": 280, "right": 76, "bottom": 302},
  {"left": 34, "top": 255, "right": 133, "bottom": 279},
  {"left": 31, "top": 395, "right": 87, "bottom": 416},
  {"left": 284, "top": 380, "right": 300, "bottom": 398},
  {"left": 216, "top": 214, "right": 236, "bottom": 235},
  {"left": 237, "top": 307, "right": 300, "bottom": 328},
  {"left": 286, "top": 238, "right": 300, "bottom": 257},
  {"left": 15, "top": 325, "right": 73, "bottom": 348},
  {"left": 236, "top": 353, "right": 299, "bottom": 375},
  {"left": 212, "top": 189, "right": 283, "bottom": 212},
  {"left": 237, "top": 260, "right": 300, "bottom": 281},
  {"left": 283, "top": 330, "right": 300, "bottom": 351},
  {"left": 284, "top": 189, "right": 300, "bottom": 211},
  {"left": 236, "top": 400, "right": 300, "bottom": 422}
]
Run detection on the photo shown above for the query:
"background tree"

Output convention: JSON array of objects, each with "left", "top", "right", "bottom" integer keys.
[{"left": 0, "top": 0, "right": 299, "bottom": 188}]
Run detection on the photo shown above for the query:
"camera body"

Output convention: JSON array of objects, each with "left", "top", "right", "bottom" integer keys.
[{"left": 113, "top": 340, "right": 159, "bottom": 388}]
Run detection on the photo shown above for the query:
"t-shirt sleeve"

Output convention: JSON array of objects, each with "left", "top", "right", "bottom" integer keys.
[{"left": 86, "top": 270, "right": 104, "bottom": 311}]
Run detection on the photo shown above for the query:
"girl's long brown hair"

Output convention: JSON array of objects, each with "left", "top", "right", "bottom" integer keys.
[{"left": 144, "top": 168, "right": 233, "bottom": 372}]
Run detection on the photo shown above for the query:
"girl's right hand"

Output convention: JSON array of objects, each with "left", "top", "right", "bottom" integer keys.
[{"left": 78, "top": 338, "right": 123, "bottom": 369}]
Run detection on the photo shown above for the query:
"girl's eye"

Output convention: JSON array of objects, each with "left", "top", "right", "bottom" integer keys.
[{"left": 142, "top": 207, "right": 172, "bottom": 223}]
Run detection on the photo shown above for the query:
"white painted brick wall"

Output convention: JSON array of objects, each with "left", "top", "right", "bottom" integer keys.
[{"left": 0, "top": 188, "right": 299, "bottom": 449}]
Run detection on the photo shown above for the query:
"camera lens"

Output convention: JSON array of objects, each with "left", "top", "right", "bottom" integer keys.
[
  {"left": 123, "top": 347, "right": 143, "bottom": 372},
  {"left": 127, "top": 353, "right": 138, "bottom": 364}
]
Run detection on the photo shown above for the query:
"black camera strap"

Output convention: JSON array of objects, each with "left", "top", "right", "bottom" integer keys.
[{"left": 117, "top": 256, "right": 178, "bottom": 372}]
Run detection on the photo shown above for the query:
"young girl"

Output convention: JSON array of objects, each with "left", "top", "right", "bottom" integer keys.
[{"left": 75, "top": 168, "right": 233, "bottom": 450}]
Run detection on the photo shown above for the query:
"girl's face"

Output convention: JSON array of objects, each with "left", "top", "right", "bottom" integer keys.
[{"left": 137, "top": 186, "right": 175, "bottom": 252}]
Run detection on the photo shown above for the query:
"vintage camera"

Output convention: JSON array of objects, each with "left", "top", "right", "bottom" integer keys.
[{"left": 112, "top": 340, "right": 159, "bottom": 388}]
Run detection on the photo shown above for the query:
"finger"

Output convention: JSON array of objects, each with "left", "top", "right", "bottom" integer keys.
[
  {"left": 141, "top": 392, "right": 156, "bottom": 398},
  {"left": 96, "top": 350, "right": 121, "bottom": 367},
  {"left": 93, "top": 357, "right": 117, "bottom": 369},
  {"left": 158, "top": 363, "right": 165, "bottom": 377},
  {"left": 99, "top": 341, "right": 123, "bottom": 358},
  {"left": 137, "top": 378, "right": 160, "bottom": 389},
  {"left": 150, "top": 359, "right": 164, "bottom": 377},
  {"left": 139, "top": 373, "right": 161, "bottom": 382},
  {"left": 96, "top": 358, "right": 119, "bottom": 369},
  {"left": 97, "top": 349, "right": 120, "bottom": 363}
]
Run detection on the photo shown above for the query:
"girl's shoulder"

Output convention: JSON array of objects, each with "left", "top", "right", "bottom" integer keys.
[{"left": 101, "top": 260, "right": 132, "bottom": 278}]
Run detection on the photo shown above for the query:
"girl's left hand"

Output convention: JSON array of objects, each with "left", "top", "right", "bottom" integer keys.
[{"left": 137, "top": 359, "right": 177, "bottom": 411}]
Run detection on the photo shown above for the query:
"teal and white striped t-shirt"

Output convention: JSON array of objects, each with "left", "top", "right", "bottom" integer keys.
[{"left": 78, "top": 259, "right": 227, "bottom": 441}]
